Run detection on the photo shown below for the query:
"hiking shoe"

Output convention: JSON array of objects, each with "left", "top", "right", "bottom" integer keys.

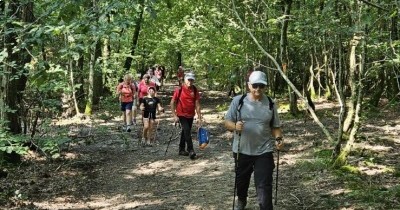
[
  {"left": 126, "top": 126, "right": 131, "bottom": 132},
  {"left": 179, "top": 151, "right": 189, "bottom": 156},
  {"left": 189, "top": 150, "right": 197, "bottom": 160},
  {"left": 146, "top": 141, "right": 152, "bottom": 147},
  {"left": 234, "top": 199, "right": 247, "bottom": 210}
]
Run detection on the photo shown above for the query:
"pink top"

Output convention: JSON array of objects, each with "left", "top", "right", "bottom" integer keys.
[
  {"left": 117, "top": 82, "right": 135, "bottom": 102},
  {"left": 138, "top": 80, "right": 156, "bottom": 99}
]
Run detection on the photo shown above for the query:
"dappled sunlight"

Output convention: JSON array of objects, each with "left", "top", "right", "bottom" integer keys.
[
  {"left": 32, "top": 194, "right": 166, "bottom": 210},
  {"left": 176, "top": 159, "right": 213, "bottom": 176},
  {"left": 357, "top": 163, "right": 394, "bottom": 176},
  {"left": 353, "top": 142, "right": 392, "bottom": 153},
  {"left": 64, "top": 152, "right": 79, "bottom": 160},
  {"left": 127, "top": 159, "right": 218, "bottom": 177},
  {"left": 129, "top": 159, "right": 182, "bottom": 175},
  {"left": 328, "top": 188, "right": 352, "bottom": 196},
  {"left": 281, "top": 152, "right": 313, "bottom": 166},
  {"left": 183, "top": 204, "right": 217, "bottom": 210}
]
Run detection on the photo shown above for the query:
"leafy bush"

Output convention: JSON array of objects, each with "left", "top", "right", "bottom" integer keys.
[{"left": 0, "top": 127, "right": 28, "bottom": 165}]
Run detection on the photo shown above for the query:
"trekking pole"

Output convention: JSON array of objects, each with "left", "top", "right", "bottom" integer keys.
[
  {"left": 232, "top": 120, "right": 245, "bottom": 210},
  {"left": 275, "top": 137, "right": 282, "bottom": 205},
  {"left": 232, "top": 131, "right": 241, "bottom": 210},
  {"left": 164, "top": 122, "right": 180, "bottom": 156}
]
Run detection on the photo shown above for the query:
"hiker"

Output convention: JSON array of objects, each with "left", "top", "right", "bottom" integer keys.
[
  {"left": 177, "top": 65, "right": 184, "bottom": 86},
  {"left": 224, "top": 71, "right": 284, "bottom": 210},
  {"left": 170, "top": 72, "right": 202, "bottom": 159},
  {"left": 148, "top": 66, "right": 161, "bottom": 89},
  {"left": 140, "top": 86, "right": 164, "bottom": 146},
  {"left": 155, "top": 66, "right": 163, "bottom": 91},
  {"left": 228, "top": 68, "right": 241, "bottom": 98},
  {"left": 116, "top": 74, "right": 136, "bottom": 132},
  {"left": 131, "top": 74, "right": 140, "bottom": 125},
  {"left": 138, "top": 74, "right": 156, "bottom": 122}
]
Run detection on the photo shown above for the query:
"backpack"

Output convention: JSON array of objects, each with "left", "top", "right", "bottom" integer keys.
[{"left": 236, "top": 94, "right": 275, "bottom": 127}]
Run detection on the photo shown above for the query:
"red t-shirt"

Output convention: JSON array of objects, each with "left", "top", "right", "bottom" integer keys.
[
  {"left": 172, "top": 85, "right": 200, "bottom": 118},
  {"left": 117, "top": 82, "right": 135, "bottom": 102},
  {"left": 138, "top": 80, "right": 156, "bottom": 99}
]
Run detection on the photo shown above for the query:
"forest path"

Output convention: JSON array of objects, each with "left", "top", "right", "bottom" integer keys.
[{"left": 2, "top": 82, "right": 400, "bottom": 210}]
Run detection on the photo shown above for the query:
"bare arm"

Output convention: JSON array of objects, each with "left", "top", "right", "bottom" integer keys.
[{"left": 195, "top": 99, "right": 202, "bottom": 121}]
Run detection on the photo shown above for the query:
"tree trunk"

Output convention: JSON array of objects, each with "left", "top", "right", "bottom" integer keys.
[
  {"left": 3, "top": 1, "right": 34, "bottom": 134},
  {"left": 369, "top": 69, "right": 385, "bottom": 107},
  {"left": 93, "top": 41, "right": 102, "bottom": 106},
  {"left": 280, "top": 0, "right": 298, "bottom": 115},
  {"left": 102, "top": 36, "right": 111, "bottom": 94},
  {"left": 85, "top": 40, "right": 97, "bottom": 115},
  {"left": 70, "top": 59, "right": 80, "bottom": 115},
  {"left": 333, "top": 36, "right": 346, "bottom": 158},
  {"left": 123, "top": 0, "right": 145, "bottom": 72},
  {"left": 0, "top": 1, "right": 6, "bottom": 124},
  {"left": 342, "top": 37, "right": 358, "bottom": 133},
  {"left": 334, "top": 34, "right": 364, "bottom": 167}
]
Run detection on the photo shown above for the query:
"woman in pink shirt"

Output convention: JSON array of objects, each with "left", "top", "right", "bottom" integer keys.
[
  {"left": 138, "top": 74, "right": 156, "bottom": 121},
  {"left": 116, "top": 74, "right": 136, "bottom": 132},
  {"left": 154, "top": 66, "right": 163, "bottom": 91}
]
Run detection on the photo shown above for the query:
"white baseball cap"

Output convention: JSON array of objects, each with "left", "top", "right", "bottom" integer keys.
[
  {"left": 249, "top": 71, "right": 267, "bottom": 85},
  {"left": 185, "top": 72, "right": 195, "bottom": 80}
]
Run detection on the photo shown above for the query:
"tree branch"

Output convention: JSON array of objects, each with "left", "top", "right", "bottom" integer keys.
[
  {"left": 359, "top": 0, "right": 389, "bottom": 11},
  {"left": 231, "top": 0, "right": 334, "bottom": 142}
]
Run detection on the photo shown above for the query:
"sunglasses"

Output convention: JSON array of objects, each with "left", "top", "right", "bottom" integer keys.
[{"left": 251, "top": 83, "right": 266, "bottom": 89}]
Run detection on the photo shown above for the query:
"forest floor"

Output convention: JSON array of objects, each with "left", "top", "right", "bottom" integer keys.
[{"left": 1, "top": 82, "right": 400, "bottom": 210}]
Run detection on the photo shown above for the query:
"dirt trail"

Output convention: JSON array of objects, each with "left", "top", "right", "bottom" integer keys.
[{"left": 2, "top": 83, "right": 399, "bottom": 210}]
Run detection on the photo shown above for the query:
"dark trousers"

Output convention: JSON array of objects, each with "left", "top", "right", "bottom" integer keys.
[
  {"left": 234, "top": 152, "right": 275, "bottom": 210},
  {"left": 178, "top": 116, "right": 194, "bottom": 152}
]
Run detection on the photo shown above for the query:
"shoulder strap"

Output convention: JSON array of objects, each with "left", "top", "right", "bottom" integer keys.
[
  {"left": 266, "top": 96, "right": 274, "bottom": 110},
  {"left": 177, "top": 87, "right": 183, "bottom": 101},
  {"left": 237, "top": 94, "right": 275, "bottom": 127},
  {"left": 267, "top": 96, "right": 275, "bottom": 127},
  {"left": 177, "top": 85, "right": 197, "bottom": 102},
  {"left": 237, "top": 94, "right": 247, "bottom": 112}
]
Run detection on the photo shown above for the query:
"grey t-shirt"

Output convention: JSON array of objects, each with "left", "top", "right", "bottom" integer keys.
[{"left": 225, "top": 93, "right": 281, "bottom": 155}]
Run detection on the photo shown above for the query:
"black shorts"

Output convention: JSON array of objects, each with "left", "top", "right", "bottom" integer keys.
[{"left": 143, "top": 111, "right": 157, "bottom": 119}]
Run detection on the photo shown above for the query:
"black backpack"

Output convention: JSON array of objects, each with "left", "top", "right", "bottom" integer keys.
[{"left": 236, "top": 94, "right": 275, "bottom": 127}]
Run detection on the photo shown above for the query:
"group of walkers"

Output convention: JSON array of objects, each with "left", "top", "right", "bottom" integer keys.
[
  {"left": 117, "top": 65, "right": 285, "bottom": 210},
  {"left": 116, "top": 65, "right": 202, "bottom": 159}
]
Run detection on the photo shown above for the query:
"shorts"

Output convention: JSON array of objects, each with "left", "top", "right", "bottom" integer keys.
[
  {"left": 143, "top": 111, "right": 157, "bottom": 119},
  {"left": 121, "top": 101, "right": 133, "bottom": 111}
]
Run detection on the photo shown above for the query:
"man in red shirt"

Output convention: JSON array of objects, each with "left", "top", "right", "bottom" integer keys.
[
  {"left": 170, "top": 72, "right": 202, "bottom": 159},
  {"left": 177, "top": 66, "right": 184, "bottom": 86}
]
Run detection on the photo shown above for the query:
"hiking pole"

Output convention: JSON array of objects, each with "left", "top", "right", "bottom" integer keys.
[
  {"left": 275, "top": 137, "right": 282, "bottom": 205},
  {"left": 232, "top": 120, "right": 244, "bottom": 210},
  {"left": 164, "top": 122, "right": 180, "bottom": 156},
  {"left": 232, "top": 131, "right": 241, "bottom": 210}
]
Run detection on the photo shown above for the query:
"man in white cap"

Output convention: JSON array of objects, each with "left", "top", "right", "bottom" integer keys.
[
  {"left": 170, "top": 72, "right": 202, "bottom": 159},
  {"left": 224, "top": 71, "right": 284, "bottom": 210}
]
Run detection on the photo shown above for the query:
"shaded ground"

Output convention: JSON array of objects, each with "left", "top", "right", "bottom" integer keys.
[{"left": 1, "top": 83, "right": 400, "bottom": 210}]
